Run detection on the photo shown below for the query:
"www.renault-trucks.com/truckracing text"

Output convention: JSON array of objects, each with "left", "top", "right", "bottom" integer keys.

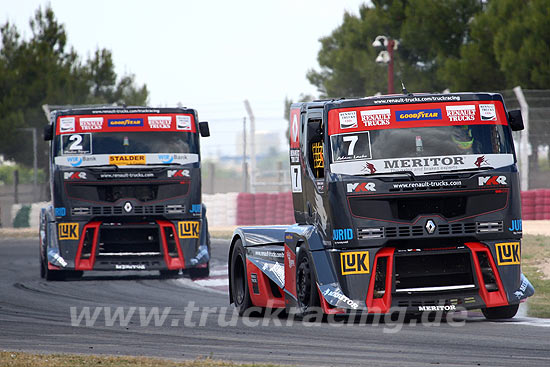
[
  {"left": 40, "top": 106, "right": 211, "bottom": 280},
  {"left": 228, "top": 92, "right": 534, "bottom": 320}
]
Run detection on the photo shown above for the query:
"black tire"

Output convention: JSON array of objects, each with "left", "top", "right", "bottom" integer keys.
[
  {"left": 188, "top": 264, "right": 209, "bottom": 279},
  {"left": 40, "top": 248, "right": 46, "bottom": 279},
  {"left": 159, "top": 269, "right": 180, "bottom": 279},
  {"left": 482, "top": 304, "right": 519, "bottom": 320},
  {"left": 295, "top": 249, "right": 320, "bottom": 318},
  {"left": 231, "top": 239, "right": 253, "bottom": 316}
]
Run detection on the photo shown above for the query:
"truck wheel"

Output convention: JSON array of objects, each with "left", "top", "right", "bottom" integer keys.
[
  {"left": 189, "top": 263, "right": 209, "bottom": 280},
  {"left": 482, "top": 304, "right": 519, "bottom": 320},
  {"left": 231, "top": 239, "right": 253, "bottom": 316},
  {"left": 296, "top": 249, "right": 320, "bottom": 317},
  {"left": 159, "top": 269, "right": 180, "bottom": 279}
]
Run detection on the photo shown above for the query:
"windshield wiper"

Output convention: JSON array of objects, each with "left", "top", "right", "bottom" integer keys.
[
  {"left": 86, "top": 164, "right": 119, "bottom": 170},
  {"left": 429, "top": 166, "right": 495, "bottom": 175},
  {"left": 361, "top": 170, "right": 416, "bottom": 180}
]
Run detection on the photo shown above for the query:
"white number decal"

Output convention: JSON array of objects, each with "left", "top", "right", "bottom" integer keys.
[
  {"left": 343, "top": 135, "right": 358, "bottom": 156},
  {"left": 291, "top": 165, "right": 302, "bottom": 193},
  {"left": 68, "top": 134, "right": 83, "bottom": 151}
]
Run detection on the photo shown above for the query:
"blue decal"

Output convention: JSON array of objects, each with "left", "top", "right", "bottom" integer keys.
[
  {"left": 67, "top": 156, "right": 83, "bottom": 167},
  {"left": 333, "top": 228, "right": 353, "bottom": 241},
  {"left": 158, "top": 154, "right": 174, "bottom": 163},
  {"left": 107, "top": 118, "right": 144, "bottom": 127},
  {"left": 189, "top": 204, "right": 202, "bottom": 214},
  {"left": 509, "top": 219, "right": 522, "bottom": 232},
  {"left": 54, "top": 207, "right": 66, "bottom": 217},
  {"left": 396, "top": 109, "right": 442, "bottom": 121}
]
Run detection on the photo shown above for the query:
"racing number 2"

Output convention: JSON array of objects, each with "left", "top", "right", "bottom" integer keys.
[{"left": 68, "top": 134, "right": 83, "bottom": 151}]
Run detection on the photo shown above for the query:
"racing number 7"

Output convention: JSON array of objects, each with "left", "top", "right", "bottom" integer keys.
[{"left": 343, "top": 135, "right": 358, "bottom": 156}]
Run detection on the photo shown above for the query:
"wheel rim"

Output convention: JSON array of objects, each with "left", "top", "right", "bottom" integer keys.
[
  {"left": 234, "top": 254, "right": 246, "bottom": 305},
  {"left": 297, "top": 258, "right": 311, "bottom": 307}
]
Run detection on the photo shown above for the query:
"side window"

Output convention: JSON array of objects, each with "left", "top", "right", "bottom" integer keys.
[{"left": 305, "top": 118, "right": 324, "bottom": 179}]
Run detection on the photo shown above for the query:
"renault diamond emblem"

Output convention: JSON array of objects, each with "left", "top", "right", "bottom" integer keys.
[
  {"left": 425, "top": 220, "right": 436, "bottom": 234},
  {"left": 124, "top": 201, "right": 133, "bottom": 213}
]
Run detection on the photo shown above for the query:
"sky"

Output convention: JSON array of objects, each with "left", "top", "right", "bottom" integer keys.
[{"left": 1, "top": 0, "right": 367, "bottom": 158}]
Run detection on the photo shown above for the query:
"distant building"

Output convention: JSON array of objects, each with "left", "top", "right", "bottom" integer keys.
[{"left": 235, "top": 130, "right": 281, "bottom": 157}]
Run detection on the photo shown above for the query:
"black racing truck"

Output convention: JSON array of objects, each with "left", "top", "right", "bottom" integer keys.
[
  {"left": 229, "top": 93, "right": 534, "bottom": 319},
  {"left": 40, "top": 106, "right": 211, "bottom": 280}
]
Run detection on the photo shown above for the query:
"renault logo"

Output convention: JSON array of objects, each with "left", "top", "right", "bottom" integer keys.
[
  {"left": 124, "top": 201, "right": 133, "bottom": 213},
  {"left": 425, "top": 220, "right": 436, "bottom": 234}
]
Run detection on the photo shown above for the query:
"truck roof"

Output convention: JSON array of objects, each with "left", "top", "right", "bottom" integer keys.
[
  {"left": 51, "top": 106, "right": 196, "bottom": 117},
  {"left": 292, "top": 92, "right": 505, "bottom": 111}
]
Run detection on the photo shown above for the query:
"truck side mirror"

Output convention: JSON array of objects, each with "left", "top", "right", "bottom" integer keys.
[
  {"left": 199, "top": 121, "right": 210, "bottom": 137},
  {"left": 43, "top": 124, "right": 53, "bottom": 141},
  {"left": 508, "top": 110, "right": 524, "bottom": 131}
]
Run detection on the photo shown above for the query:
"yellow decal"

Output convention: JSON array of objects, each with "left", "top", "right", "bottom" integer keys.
[
  {"left": 178, "top": 221, "right": 200, "bottom": 239},
  {"left": 58, "top": 223, "right": 79, "bottom": 240},
  {"left": 496, "top": 242, "right": 520, "bottom": 265},
  {"left": 341, "top": 251, "right": 370, "bottom": 275},
  {"left": 109, "top": 155, "right": 146, "bottom": 165}
]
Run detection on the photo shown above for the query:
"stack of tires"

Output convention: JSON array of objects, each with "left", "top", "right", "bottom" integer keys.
[
  {"left": 253, "top": 193, "right": 268, "bottom": 225},
  {"left": 236, "top": 193, "right": 255, "bottom": 225},
  {"left": 534, "top": 189, "right": 550, "bottom": 220},
  {"left": 521, "top": 190, "right": 536, "bottom": 220}
]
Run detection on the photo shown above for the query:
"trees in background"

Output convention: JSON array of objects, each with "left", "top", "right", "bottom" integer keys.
[
  {"left": 0, "top": 6, "right": 148, "bottom": 169},
  {"left": 307, "top": 0, "right": 550, "bottom": 98}
]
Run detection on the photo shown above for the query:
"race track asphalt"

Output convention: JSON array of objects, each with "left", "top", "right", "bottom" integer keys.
[{"left": 1, "top": 237, "right": 549, "bottom": 367}]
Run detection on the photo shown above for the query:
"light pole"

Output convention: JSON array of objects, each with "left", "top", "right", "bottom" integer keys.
[
  {"left": 372, "top": 35, "right": 399, "bottom": 94},
  {"left": 18, "top": 127, "right": 38, "bottom": 202}
]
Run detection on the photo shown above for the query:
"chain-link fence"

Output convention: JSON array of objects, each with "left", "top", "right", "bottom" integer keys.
[{"left": 500, "top": 88, "right": 550, "bottom": 190}]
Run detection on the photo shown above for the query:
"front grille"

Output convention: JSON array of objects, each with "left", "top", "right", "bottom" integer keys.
[
  {"left": 394, "top": 250, "right": 475, "bottom": 292},
  {"left": 384, "top": 223, "right": 476, "bottom": 238},
  {"left": 66, "top": 182, "right": 189, "bottom": 203},
  {"left": 98, "top": 223, "right": 161, "bottom": 256},
  {"left": 74, "top": 205, "right": 170, "bottom": 216}
]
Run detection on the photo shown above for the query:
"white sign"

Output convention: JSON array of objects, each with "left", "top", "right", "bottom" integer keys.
[
  {"left": 290, "top": 165, "right": 302, "bottom": 193},
  {"left": 59, "top": 117, "right": 75, "bottom": 133},
  {"left": 176, "top": 115, "right": 192, "bottom": 130},
  {"left": 339, "top": 111, "right": 358, "bottom": 129}
]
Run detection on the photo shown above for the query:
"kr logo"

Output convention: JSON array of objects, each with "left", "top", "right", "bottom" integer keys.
[
  {"left": 168, "top": 169, "right": 190, "bottom": 178},
  {"left": 58, "top": 223, "right": 79, "bottom": 240},
  {"left": 341, "top": 251, "right": 370, "bottom": 275},
  {"left": 178, "top": 221, "right": 200, "bottom": 238},
  {"left": 64, "top": 172, "right": 87, "bottom": 180},
  {"left": 478, "top": 175, "right": 507, "bottom": 186},
  {"left": 346, "top": 182, "right": 376, "bottom": 193},
  {"left": 496, "top": 242, "right": 520, "bottom": 265}
]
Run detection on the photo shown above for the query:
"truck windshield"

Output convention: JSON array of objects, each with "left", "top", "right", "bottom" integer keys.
[{"left": 54, "top": 131, "right": 198, "bottom": 157}]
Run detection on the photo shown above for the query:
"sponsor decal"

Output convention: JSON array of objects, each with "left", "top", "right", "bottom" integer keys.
[
  {"left": 115, "top": 264, "right": 146, "bottom": 270},
  {"left": 189, "top": 204, "right": 202, "bottom": 215},
  {"left": 445, "top": 105, "right": 476, "bottom": 122},
  {"left": 262, "top": 261, "right": 285, "bottom": 285},
  {"left": 418, "top": 305, "right": 456, "bottom": 311},
  {"left": 392, "top": 180, "right": 462, "bottom": 189},
  {"left": 331, "top": 132, "right": 372, "bottom": 162},
  {"left": 147, "top": 116, "right": 172, "bottom": 129},
  {"left": 59, "top": 117, "right": 75, "bottom": 133},
  {"left": 474, "top": 155, "right": 490, "bottom": 168},
  {"left": 362, "top": 162, "right": 377, "bottom": 174},
  {"left": 478, "top": 175, "right": 507, "bottom": 186},
  {"left": 341, "top": 251, "right": 369, "bottom": 275},
  {"left": 67, "top": 156, "right": 83, "bottom": 167},
  {"left": 158, "top": 154, "right": 174, "bottom": 163},
  {"left": 290, "top": 108, "right": 300, "bottom": 149},
  {"left": 252, "top": 250, "right": 284, "bottom": 259},
  {"left": 396, "top": 109, "right": 442, "bottom": 121},
  {"left": 178, "top": 221, "right": 200, "bottom": 238},
  {"left": 360, "top": 109, "right": 391, "bottom": 127},
  {"left": 333, "top": 228, "right": 353, "bottom": 241},
  {"left": 109, "top": 155, "right": 146, "bottom": 165},
  {"left": 250, "top": 273, "right": 260, "bottom": 294},
  {"left": 290, "top": 149, "right": 300, "bottom": 163},
  {"left": 107, "top": 118, "right": 144, "bottom": 127},
  {"left": 176, "top": 115, "right": 192, "bottom": 130},
  {"left": 425, "top": 220, "right": 436, "bottom": 234},
  {"left": 98, "top": 172, "right": 155, "bottom": 179},
  {"left": 339, "top": 111, "right": 358, "bottom": 129},
  {"left": 479, "top": 104, "right": 497, "bottom": 121},
  {"left": 346, "top": 182, "right": 376, "bottom": 193},
  {"left": 322, "top": 288, "right": 359, "bottom": 309},
  {"left": 58, "top": 223, "right": 79, "bottom": 240},
  {"left": 167, "top": 169, "right": 190, "bottom": 178},
  {"left": 54, "top": 207, "right": 66, "bottom": 217},
  {"left": 79, "top": 117, "right": 103, "bottom": 130},
  {"left": 383, "top": 156, "right": 464, "bottom": 170},
  {"left": 64, "top": 172, "right": 87, "bottom": 180},
  {"left": 286, "top": 251, "right": 295, "bottom": 269},
  {"left": 509, "top": 219, "right": 522, "bottom": 233},
  {"left": 514, "top": 275, "right": 533, "bottom": 300},
  {"left": 496, "top": 242, "right": 520, "bottom": 265}
]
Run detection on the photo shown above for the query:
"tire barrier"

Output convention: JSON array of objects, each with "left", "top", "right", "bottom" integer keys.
[{"left": 521, "top": 189, "right": 550, "bottom": 220}]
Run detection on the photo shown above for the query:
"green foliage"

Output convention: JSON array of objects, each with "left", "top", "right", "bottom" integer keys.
[
  {"left": 13, "top": 205, "right": 31, "bottom": 228},
  {"left": 308, "top": 0, "right": 549, "bottom": 97},
  {"left": 0, "top": 5, "right": 149, "bottom": 169},
  {"left": 0, "top": 165, "right": 46, "bottom": 185}
]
